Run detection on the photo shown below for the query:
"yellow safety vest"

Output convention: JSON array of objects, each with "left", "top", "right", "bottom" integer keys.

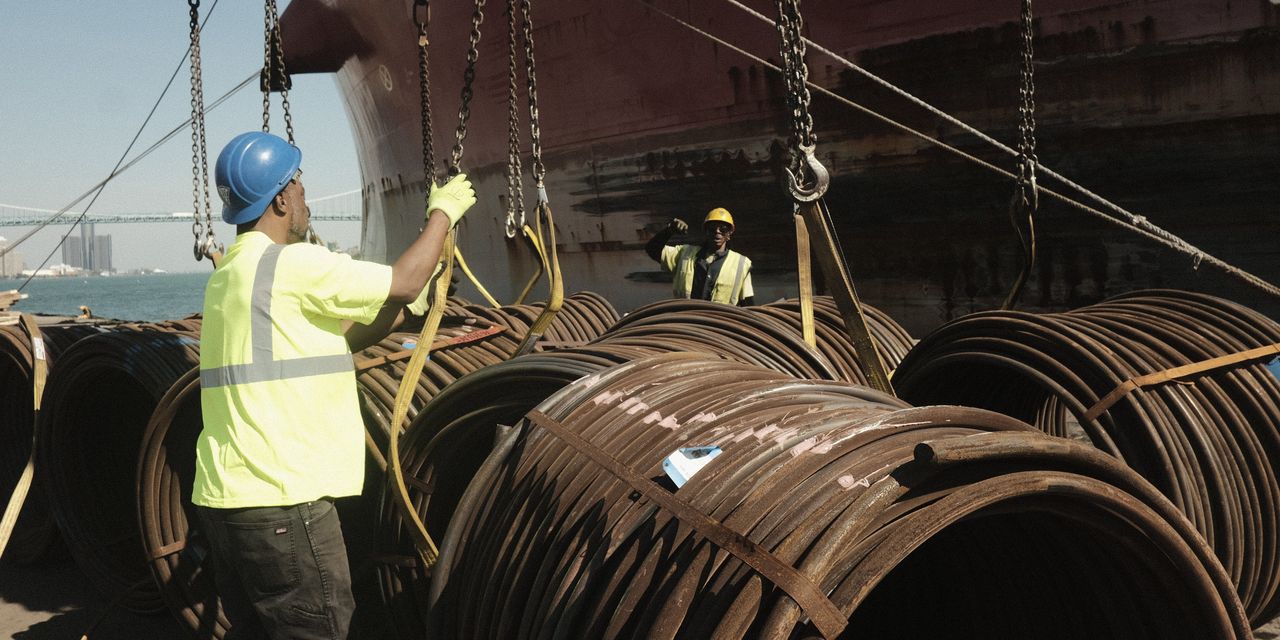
[
  {"left": 660, "top": 244, "right": 754, "bottom": 305},
  {"left": 193, "top": 232, "right": 392, "bottom": 508}
]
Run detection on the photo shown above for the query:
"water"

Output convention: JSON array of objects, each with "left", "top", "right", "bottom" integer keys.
[{"left": 0, "top": 272, "right": 211, "bottom": 322}]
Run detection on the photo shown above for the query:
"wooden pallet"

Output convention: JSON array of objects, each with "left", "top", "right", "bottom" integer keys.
[{"left": 0, "top": 289, "right": 27, "bottom": 325}]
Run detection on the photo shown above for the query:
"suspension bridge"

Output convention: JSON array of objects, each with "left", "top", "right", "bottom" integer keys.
[{"left": 0, "top": 189, "right": 362, "bottom": 227}]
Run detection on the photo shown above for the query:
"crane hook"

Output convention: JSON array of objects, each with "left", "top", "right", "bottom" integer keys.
[{"left": 785, "top": 144, "right": 830, "bottom": 202}]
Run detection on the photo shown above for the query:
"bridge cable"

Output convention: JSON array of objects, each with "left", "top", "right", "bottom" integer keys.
[
  {"left": 630, "top": 0, "right": 1280, "bottom": 299},
  {"left": 0, "top": 71, "right": 252, "bottom": 262},
  {"left": 5, "top": 0, "right": 228, "bottom": 288}
]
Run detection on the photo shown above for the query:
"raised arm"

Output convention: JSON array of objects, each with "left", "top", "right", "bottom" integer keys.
[{"left": 646, "top": 218, "right": 688, "bottom": 261}]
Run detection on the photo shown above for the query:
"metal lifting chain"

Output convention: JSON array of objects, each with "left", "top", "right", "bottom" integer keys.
[
  {"left": 512, "top": 0, "right": 563, "bottom": 357},
  {"left": 261, "top": 0, "right": 295, "bottom": 144},
  {"left": 1002, "top": 0, "right": 1040, "bottom": 310},
  {"left": 774, "top": 0, "right": 827, "bottom": 201},
  {"left": 520, "top": 0, "right": 548, "bottom": 195},
  {"left": 415, "top": 0, "right": 435, "bottom": 203},
  {"left": 504, "top": 0, "right": 525, "bottom": 238},
  {"left": 187, "top": 0, "right": 220, "bottom": 261},
  {"left": 449, "top": 0, "right": 487, "bottom": 173}
]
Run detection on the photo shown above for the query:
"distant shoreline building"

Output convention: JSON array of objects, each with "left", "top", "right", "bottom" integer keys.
[
  {"left": 0, "top": 236, "right": 23, "bottom": 278},
  {"left": 62, "top": 223, "right": 113, "bottom": 273}
]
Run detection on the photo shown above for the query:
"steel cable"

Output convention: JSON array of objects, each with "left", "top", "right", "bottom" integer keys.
[
  {"left": 893, "top": 289, "right": 1280, "bottom": 626},
  {"left": 36, "top": 325, "right": 200, "bottom": 612},
  {"left": 0, "top": 320, "right": 114, "bottom": 564},
  {"left": 422, "top": 352, "right": 1247, "bottom": 638}
]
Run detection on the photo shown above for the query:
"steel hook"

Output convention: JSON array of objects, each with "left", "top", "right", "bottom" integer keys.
[{"left": 786, "top": 144, "right": 830, "bottom": 202}]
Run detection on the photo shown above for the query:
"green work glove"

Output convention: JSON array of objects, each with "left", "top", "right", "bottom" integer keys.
[
  {"left": 406, "top": 263, "right": 445, "bottom": 316},
  {"left": 427, "top": 173, "right": 477, "bottom": 228}
]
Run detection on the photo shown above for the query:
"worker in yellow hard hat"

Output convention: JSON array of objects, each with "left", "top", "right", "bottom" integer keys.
[{"left": 645, "top": 207, "right": 754, "bottom": 306}]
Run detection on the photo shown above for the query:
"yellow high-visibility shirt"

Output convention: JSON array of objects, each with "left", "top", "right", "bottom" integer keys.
[
  {"left": 193, "top": 232, "right": 392, "bottom": 508},
  {"left": 659, "top": 244, "right": 754, "bottom": 305}
]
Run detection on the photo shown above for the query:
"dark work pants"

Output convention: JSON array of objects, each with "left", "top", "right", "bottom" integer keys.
[{"left": 197, "top": 499, "right": 355, "bottom": 640}]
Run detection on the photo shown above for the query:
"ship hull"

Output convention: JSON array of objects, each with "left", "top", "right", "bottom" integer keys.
[{"left": 282, "top": 0, "right": 1280, "bottom": 334}]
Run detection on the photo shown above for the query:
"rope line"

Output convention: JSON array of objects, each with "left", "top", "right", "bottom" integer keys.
[
  {"left": 718, "top": 0, "right": 1278, "bottom": 296},
  {"left": 0, "top": 70, "right": 254, "bottom": 263},
  {"left": 632, "top": 0, "right": 1280, "bottom": 298}
]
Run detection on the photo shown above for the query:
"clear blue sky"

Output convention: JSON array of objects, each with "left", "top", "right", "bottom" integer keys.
[{"left": 0, "top": 1, "right": 361, "bottom": 273}]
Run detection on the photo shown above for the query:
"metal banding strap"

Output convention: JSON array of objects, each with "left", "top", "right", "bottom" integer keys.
[
  {"left": 1082, "top": 341, "right": 1280, "bottom": 423},
  {"left": 525, "top": 410, "right": 849, "bottom": 639},
  {"left": 200, "top": 243, "right": 355, "bottom": 389},
  {"left": 728, "top": 252, "right": 747, "bottom": 304}
]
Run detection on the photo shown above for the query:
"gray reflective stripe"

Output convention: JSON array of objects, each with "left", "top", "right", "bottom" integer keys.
[
  {"left": 201, "top": 243, "right": 354, "bottom": 389},
  {"left": 200, "top": 353, "right": 356, "bottom": 388},
  {"left": 674, "top": 245, "right": 698, "bottom": 297},
  {"left": 728, "top": 253, "right": 747, "bottom": 304},
  {"left": 252, "top": 244, "right": 284, "bottom": 362}
]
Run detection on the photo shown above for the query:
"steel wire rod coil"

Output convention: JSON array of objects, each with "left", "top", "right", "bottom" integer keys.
[
  {"left": 0, "top": 320, "right": 112, "bottom": 564},
  {"left": 463, "top": 291, "right": 620, "bottom": 348},
  {"left": 592, "top": 298, "right": 841, "bottom": 380},
  {"left": 372, "top": 343, "right": 667, "bottom": 636},
  {"left": 424, "top": 352, "right": 1248, "bottom": 638},
  {"left": 757, "top": 296, "right": 915, "bottom": 377},
  {"left": 893, "top": 289, "right": 1280, "bottom": 625},
  {"left": 36, "top": 325, "right": 200, "bottom": 612},
  {"left": 136, "top": 319, "right": 518, "bottom": 638}
]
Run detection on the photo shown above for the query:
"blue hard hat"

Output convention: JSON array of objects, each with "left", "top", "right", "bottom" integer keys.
[{"left": 214, "top": 131, "right": 302, "bottom": 225}]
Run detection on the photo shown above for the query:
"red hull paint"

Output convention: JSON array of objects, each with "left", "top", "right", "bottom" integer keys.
[{"left": 282, "top": 0, "right": 1280, "bottom": 333}]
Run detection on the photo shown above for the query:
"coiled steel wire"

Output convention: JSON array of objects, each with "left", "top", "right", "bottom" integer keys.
[
  {"left": 592, "top": 299, "right": 843, "bottom": 380},
  {"left": 462, "top": 291, "right": 619, "bottom": 347},
  {"left": 37, "top": 325, "right": 200, "bottom": 612},
  {"left": 136, "top": 322, "right": 520, "bottom": 638},
  {"left": 425, "top": 352, "right": 1248, "bottom": 639},
  {"left": 0, "top": 320, "right": 109, "bottom": 564},
  {"left": 893, "top": 289, "right": 1280, "bottom": 626},
  {"left": 755, "top": 296, "right": 915, "bottom": 377},
  {"left": 373, "top": 343, "right": 666, "bottom": 636},
  {"left": 373, "top": 299, "right": 913, "bottom": 634}
]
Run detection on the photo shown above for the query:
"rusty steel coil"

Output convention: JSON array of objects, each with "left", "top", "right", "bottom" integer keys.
[
  {"left": 423, "top": 352, "right": 1248, "bottom": 639},
  {"left": 893, "top": 289, "right": 1280, "bottom": 625},
  {"left": 0, "top": 320, "right": 112, "bottom": 564},
  {"left": 462, "top": 291, "right": 620, "bottom": 347},
  {"left": 36, "top": 326, "right": 200, "bottom": 612},
  {"left": 134, "top": 316, "right": 520, "bottom": 638},
  {"left": 591, "top": 299, "right": 841, "bottom": 380},
  {"left": 755, "top": 297, "right": 915, "bottom": 380},
  {"left": 355, "top": 321, "right": 521, "bottom": 449},
  {"left": 372, "top": 343, "right": 668, "bottom": 637}
]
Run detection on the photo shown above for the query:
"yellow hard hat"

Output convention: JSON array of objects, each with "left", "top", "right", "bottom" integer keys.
[{"left": 704, "top": 207, "right": 735, "bottom": 229}]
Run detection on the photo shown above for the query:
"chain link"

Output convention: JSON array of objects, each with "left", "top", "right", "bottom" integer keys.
[
  {"left": 773, "top": 0, "right": 826, "bottom": 200},
  {"left": 449, "top": 0, "right": 487, "bottom": 174},
  {"left": 187, "top": 0, "right": 219, "bottom": 261},
  {"left": 261, "top": 0, "right": 295, "bottom": 144},
  {"left": 261, "top": 1, "right": 273, "bottom": 134},
  {"left": 775, "top": 0, "right": 815, "bottom": 175},
  {"left": 1015, "top": 0, "right": 1039, "bottom": 210},
  {"left": 520, "top": 0, "right": 547, "bottom": 191},
  {"left": 503, "top": 0, "right": 525, "bottom": 238},
  {"left": 415, "top": 0, "right": 435, "bottom": 208}
]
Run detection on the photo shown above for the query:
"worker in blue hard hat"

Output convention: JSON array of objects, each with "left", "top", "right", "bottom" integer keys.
[
  {"left": 645, "top": 207, "right": 755, "bottom": 306},
  {"left": 192, "top": 131, "right": 475, "bottom": 639}
]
